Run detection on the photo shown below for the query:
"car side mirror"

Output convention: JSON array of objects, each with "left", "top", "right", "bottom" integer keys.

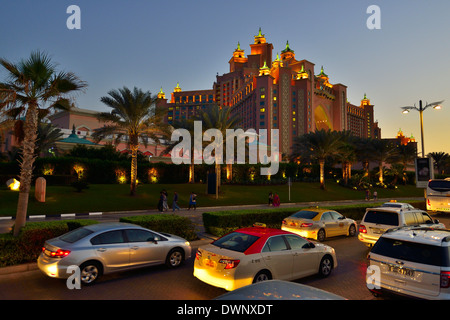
[{"left": 434, "top": 219, "right": 440, "bottom": 224}]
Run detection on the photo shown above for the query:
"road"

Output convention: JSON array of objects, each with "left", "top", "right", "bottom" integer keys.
[
  {"left": 0, "top": 198, "right": 448, "bottom": 301},
  {"left": 0, "top": 233, "right": 377, "bottom": 300}
]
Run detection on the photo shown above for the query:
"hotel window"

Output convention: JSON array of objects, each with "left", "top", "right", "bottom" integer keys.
[{"left": 260, "top": 108, "right": 265, "bottom": 112}]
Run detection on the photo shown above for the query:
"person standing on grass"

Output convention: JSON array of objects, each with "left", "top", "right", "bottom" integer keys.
[
  {"left": 162, "top": 189, "right": 169, "bottom": 211},
  {"left": 268, "top": 192, "right": 273, "bottom": 206},
  {"left": 188, "top": 192, "right": 197, "bottom": 210},
  {"left": 172, "top": 191, "right": 180, "bottom": 211},
  {"left": 273, "top": 193, "right": 280, "bottom": 207}
]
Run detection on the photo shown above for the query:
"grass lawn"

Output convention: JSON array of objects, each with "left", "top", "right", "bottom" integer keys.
[{"left": 0, "top": 181, "right": 424, "bottom": 217}]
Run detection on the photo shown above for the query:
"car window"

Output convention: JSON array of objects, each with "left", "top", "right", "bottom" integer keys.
[
  {"left": 60, "top": 227, "right": 93, "bottom": 243},
  {"left": 284, "top": 235, "right": 309, "bottom": 250},
  {"left": 363, "top": 210, "right": 399, "bottom": 226},
  {"left": 330, "top": 211, "right": 343, "bottom": 220},
  {"left": 213, "top": 232, "right": 259, "bottom": 253},
  {"left": 91, "top": 230, "right": 125, "bottom": 245},
  {"left": 125, "top": 229, "right": 159, "bottom": 242},
  {"left": 262, "top": 236, "right": 288, "bottom": 252},
  {"left": 414, "top": 212, "right": 434, "bottom": 224},
  {"left": 404, "top": 212, "right": 417, "bottom": 225},
  {"left": 371, "top": 237, "right": 450, "bottom": 267},
  {"left": 292, "top": 210, "right": 319, "bottom": 219},
  {"left": 321, "top": 212, "right": 333, "bottom": 221}
]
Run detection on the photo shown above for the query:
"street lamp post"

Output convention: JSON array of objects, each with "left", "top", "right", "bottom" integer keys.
[{"left": 401, "top": 100, "right": 444, "bottom": 157}]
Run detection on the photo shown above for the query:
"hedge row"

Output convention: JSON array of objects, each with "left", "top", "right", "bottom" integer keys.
[
  {"left": 0, "top": 220, "right": 98, "bottom": 268},
  {"left": 119, "top": 214, "right": 198, "bottom": 241},
  {"left": 202, "top": 201, "right": 426, "bottom": 237},
  {"left": 0, "top": 214, "right": 198, "bottom": 268}
]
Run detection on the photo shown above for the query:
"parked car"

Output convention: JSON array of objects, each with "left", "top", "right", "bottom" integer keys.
[
  {"left": 367, "top": 226, "right": 450, "bottom": 300},
  {"left": 215, "top": 280, "right": 346, "bottom": 300},
  {"left": 38, "top": 222, "right": 191, "bottom": 285},
  {"left": 358, "top": 201, "right": 445, "bottom": 247},
  {"left": 282, "top": 208, "right": 357, "bottom": 242},
  {"left": 193, "top": 224, "right": 337, "bottom": 291}
]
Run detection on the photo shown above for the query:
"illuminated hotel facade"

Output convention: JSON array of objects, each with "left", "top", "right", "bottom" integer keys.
[{"left": 158, "top": 29, "right": 380, "bottom": 156}]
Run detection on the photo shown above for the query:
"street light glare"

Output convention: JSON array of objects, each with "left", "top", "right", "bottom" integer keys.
[
  {"left": 402, "top": 109, "right": 410, "bottom": 114},
  {"left": 433, "top": 105, "right": 442, "bottom": 110}
]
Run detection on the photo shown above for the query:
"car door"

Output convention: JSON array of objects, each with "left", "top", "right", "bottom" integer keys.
[
  {"left": 330, "top": 211, "right": 347, "bottom": 236},
  {"left": 125, "top": 229, "right": 166, "bottom": 267},
  {"left": 260, "top": 235, "right": 293, "bottom": 280},
  {"left": 284, "top": 234, "right": 319, "bottom": 279},
  {"left": 321, "top": 212, "right": 338, "bottom": 237},
  {"left": 90, "top": 230, "right": 130, "bottom": 271}
]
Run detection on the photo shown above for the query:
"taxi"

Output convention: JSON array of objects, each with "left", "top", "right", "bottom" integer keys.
[
  {"left": 193, "top": 224, "right": 337, "bottom": 291},
  {"left": 282, "top": 208, "right": 357, "bottom": 242}
]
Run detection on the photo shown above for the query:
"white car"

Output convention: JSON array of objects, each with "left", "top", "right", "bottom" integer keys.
[
  {"left": 358, "top": 201, "right": 445, "bottom": 247},
  {"left": 367, "top": 226, "right": 450, "bottom": 300},
  {"left": 193, "top": 225, "right": 337, "bottom": 291}
]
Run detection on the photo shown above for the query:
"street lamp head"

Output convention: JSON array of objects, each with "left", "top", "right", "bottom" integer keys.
[
  {"left": 433, "top": 104, "right": 442, "bottom": 110},
  {"left": 402, "top": 109, "right": 410, "bottom": 114}
]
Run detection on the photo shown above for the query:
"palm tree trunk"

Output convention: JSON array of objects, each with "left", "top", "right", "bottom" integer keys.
[
  {"left": 319, "top": 158, "right": 325, "bottom": 190},
  {"left": 379, "top": 163, "right": 384, "bottom": 184},
  {"left": 130, "top": 144, "right": 138, "bottom": 196},
  {"left": 13, "top": 102, "right": 38, "bottom": 236}
]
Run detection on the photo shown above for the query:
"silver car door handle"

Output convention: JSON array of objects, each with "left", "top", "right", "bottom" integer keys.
[
  {"left": 97, "top": 248, "right": 106, "bottom": 252},
  {"left": 131, "top": 246, "right": 139, "bottom": 250}
]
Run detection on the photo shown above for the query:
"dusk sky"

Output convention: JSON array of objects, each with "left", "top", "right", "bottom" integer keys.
[{"left": 1, "top": 0, "right": 449, "bottom": 154}]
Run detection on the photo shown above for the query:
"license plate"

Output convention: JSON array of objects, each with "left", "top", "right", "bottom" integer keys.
[
  {"left": 389, "top": 265, "right": 415, "bottom": 277},
  {"left": 371, "top": 228, "right": 385, "bottom": 234},
  {"left": 204, "top": 259, "right": 216, "bottom": 268}
]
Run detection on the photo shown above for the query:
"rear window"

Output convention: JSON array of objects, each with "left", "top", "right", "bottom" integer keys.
[
  {"left": 363, "top": 210, "right": 399, "bottom": 226},
  {"left": 59, "top": 227, "right": 93, "bottom": 243},
  {"left": 371, "top": 237, "right": 450, "bottom": 267},
  {"left": 428, "top": 180, "right": 450, "bottom": 192},
  {"left": 213, "top": 232, "right": 259, "bottom": 253},
  {"left": 291, "top": 210, "right": 319, "bottom": 219}
]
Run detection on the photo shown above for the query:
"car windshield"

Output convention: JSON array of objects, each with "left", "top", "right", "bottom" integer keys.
[
  {"left": 371, "top": 237, "right": 450, "bottom": 267},
  {"left": 428, "top": 180, "right": 450, "bottom": 192},
  {"left": 364, "top": 210, "right": 399, "bottom": 226},
  {"left": 213, "top": 232, "right": 259, "bottom": 253},
  {"left": 59, "top": 227, "right": 94, "bottom": 243},
  {"left": 291, "top": 210, "right": 319, "bottom": 219}
]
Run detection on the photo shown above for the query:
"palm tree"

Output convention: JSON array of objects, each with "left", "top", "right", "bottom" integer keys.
[
  {"left": 292, "top": 129, "right": 343, "bottom": 189},
  {"left": 428, "top": 151, "right": 449, "bottom": 175},
  {"left": 334, "top": 131, "right": 357, "bottom": 185},
  {"left": 36, "top": 122, "right": 64, "bottom": 157},
  {"left": 391, "top": 143, "right": 417, "bottom": 183},
  {"left": 92, "top": 86, "right": 168, "bottom": 196},
  {"left": 194, "top": 105, "right": 241, "bottom": 198},
  {"left": 354, "top": 137, "right": 376, "bottom": 177},
  {"left": 371, "top": 139, "right": 398, "bottom": 184},
  {"left": 0, "top": 51, "right": 87, "bottom": 236}
]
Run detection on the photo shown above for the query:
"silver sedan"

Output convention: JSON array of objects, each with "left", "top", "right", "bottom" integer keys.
[{"left": 38, "top": 222, "right": 191, "bottom": 285}]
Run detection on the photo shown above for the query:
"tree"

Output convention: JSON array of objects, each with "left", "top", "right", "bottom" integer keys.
[
  {"left": 334, "top": 131, "right": 357, "bottom": 185},
  {"left": 291, "top": 129, "right": 343, "bottom": 189},
  {"left": 428, "top": 151, "right": 449, "bottom": 175},
  {"left": 194, "top": 105, "right": 241, "bottom": 198},
  {"left": 92, "top": 86, "right": 168, "bottom": 196},
  {"left": 0, "top": 51, "right": 87, "bottom": 236},
  {"left": 371, "top": 139, "right": 398, "bottom": 184}
]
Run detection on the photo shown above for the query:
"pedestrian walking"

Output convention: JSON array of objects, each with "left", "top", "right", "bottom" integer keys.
[
  {"left": 157, "top": 191, "right": 164, "bottom": 212},
  {"left": 365, "top": 189, "right": 370, "bottom": 201},
  {"left": 268, "top": 192, "right": 273, "bottom": 206},
  {"left": 373, "top": 190, "right": 378, "bottom": 201},
  {"left": 188, "top": 192, "right": 197, "bottom": 210},
  {"left": 162, "top": 189, "right": 169, "bottom": 211},
  {"left": 172, "top": 191, "right": 180, "bottom": 211},
  {"left": 273, "top": 193, "right": 280, "bottom": 207}
]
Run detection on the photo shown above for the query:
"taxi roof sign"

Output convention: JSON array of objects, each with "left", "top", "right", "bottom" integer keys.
[{"left": 253, "top": 222, "right": 267, "bottom": 228}]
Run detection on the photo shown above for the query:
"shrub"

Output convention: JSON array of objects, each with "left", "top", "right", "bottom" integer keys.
[
  {"left": 0, "top": 220, "right": 98, "bottom": 268},
  {"left": 120, "top": 214, "right": 198, "bottom": 241}
]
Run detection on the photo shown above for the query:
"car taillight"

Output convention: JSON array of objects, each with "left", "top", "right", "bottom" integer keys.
[
  {"left": 282, "top": 220, "right": 286, "bottom": 225},
  {"left": 427, "top": 198, "right": 431, "bottom": 208},
  {"left": 43, "top": 247, "right": 70, "bottom": 258},
  {"left": 195, "top": 250, "right": 202, "bottom": 260},
  {"left": 441, "top": 271, "right": 450, "bottom": 288},
  {"left": 300, "top": 223, "right": 313, "bottom": 228},
  {"left": 359, "top": 225, "right": 367, "bottom": 234},
  {"left": 219, "top": 259, "right": 240, "bottom": 269}
]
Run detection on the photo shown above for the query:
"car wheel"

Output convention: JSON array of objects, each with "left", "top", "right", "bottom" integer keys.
[
  {"left": 80, "top": 261, "right": 102, "bottom": 285},
  {"left": 166, "top": 248, "right": 184, "bottom": 268},
  {"left": 348, "top": 224, "right": 356, "bottom": 237},
  {"left": 318, "top": 255, "right": 333, "bottom": 277},
  {"left": 253, "top": 270, "right": 272, "bottom": 283},
  {"left": 317, "top": 229, "right": 326, "bottom": 242}
]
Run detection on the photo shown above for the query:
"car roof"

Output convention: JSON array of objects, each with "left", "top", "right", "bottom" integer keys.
[
  {"left": 235, "top": 226, "right": 291, "bottom": 238},
  {"left": 84, "top": 222, "right": 143, "bottom": 232},
  {"left": 382, "top": 227, "right": 450, "bottom": 246}
]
